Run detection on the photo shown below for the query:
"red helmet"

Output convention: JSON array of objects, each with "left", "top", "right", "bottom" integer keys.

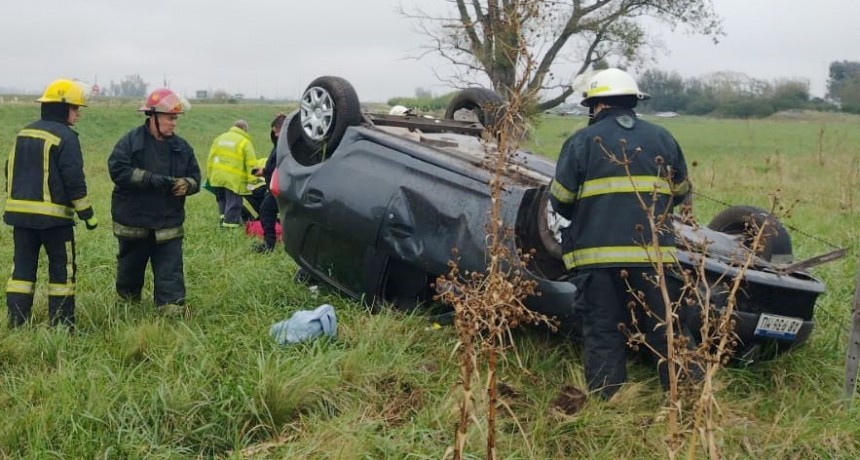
[{"left": 138, "top": 88, "right": 188, "bottom": 114}]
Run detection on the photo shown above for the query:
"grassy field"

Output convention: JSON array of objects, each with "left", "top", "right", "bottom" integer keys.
[{"left": 0, "top": 100, "right": 858, "bottom": 459}]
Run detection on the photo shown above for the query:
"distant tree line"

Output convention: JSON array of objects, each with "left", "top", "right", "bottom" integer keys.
[
  {"left": 636, "top": 60, "right": 860, "bottom": 118},
  {"left": 827, "top": 60, "right": 860, "bottom": 113},
  {"left": 636, "top": 69, "right": 830, "bottom": 118},
  {"left": 389, "top": 61, "right": 860, "bottom": 119},
  {"left": 106, "top": 74, "right": 148, "bottom": 98}
]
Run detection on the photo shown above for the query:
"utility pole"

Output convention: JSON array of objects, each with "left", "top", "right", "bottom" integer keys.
[{"left": 843, "top": 259, "right": 860, "bottom": 406}]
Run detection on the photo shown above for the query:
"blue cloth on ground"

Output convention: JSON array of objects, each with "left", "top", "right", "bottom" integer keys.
[{"left": 270, "top": 304, "right": 337, "bottom": 345}]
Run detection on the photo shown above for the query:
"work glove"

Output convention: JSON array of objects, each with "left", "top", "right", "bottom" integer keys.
[
  {"left": 149, "top": 173, "right": 176, "bottom": 190},
  {"left": 85, "top": 216, "right": 99, "bottom": 230},
  {"left": 172, "top": 177, "right": 190, "bottom": 196}
]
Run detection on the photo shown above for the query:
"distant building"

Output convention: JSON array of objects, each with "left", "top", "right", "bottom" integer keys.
[{"left": 196, "top": 90, "right": 209, "bottom": 99}]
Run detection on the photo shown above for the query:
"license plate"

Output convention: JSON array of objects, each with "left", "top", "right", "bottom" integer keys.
[{"left": 754, "top": 313, "right": 803, "bottom": 340}]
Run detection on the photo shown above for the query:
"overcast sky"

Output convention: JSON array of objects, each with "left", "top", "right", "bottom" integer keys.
[{"left": 0, "top": 0, "right": 856, "bottom": 102}]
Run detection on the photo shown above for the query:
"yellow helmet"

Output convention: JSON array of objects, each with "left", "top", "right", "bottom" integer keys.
[{"left": 36, "top": 79, "right": 87, "bottom": 107}]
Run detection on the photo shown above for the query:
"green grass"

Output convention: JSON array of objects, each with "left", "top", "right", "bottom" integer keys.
[{"left": 1, "top": 102, "right": 859, "bottom": 458}]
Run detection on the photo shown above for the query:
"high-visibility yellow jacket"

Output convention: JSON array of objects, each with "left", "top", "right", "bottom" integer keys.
[
  {"left": 205, "top": 127, "right": 257, "bottom": 195},
  {"left": 4, "top": 118, "right": 94, "bottom": 229}
]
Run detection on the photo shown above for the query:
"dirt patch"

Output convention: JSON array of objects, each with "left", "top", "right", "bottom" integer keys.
[
  {"left": 552, "top": 385, "right": 587, "bottom": 416},
  {"left": 380, "top": 385, "right": 424, "bottom": 427}
]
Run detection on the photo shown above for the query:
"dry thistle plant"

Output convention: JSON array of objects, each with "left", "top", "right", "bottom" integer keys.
[
  {"left": 593, "top": 137, "right": 695, "bottom": 456},
  {"left": 680, "top": 198, "right": 781, "bottom": 460},
  {"left": 598, "top": 131, "right": 783, "bottom": 459},
  {"left": 433, "top": 3, "right": 558, "bottom": 459},
  {"left": 435, "top": 90, "right": 557, "bottom": 460}
]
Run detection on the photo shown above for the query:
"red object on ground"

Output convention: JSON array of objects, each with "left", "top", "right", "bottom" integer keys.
[{"left": 245, "top": 220, "right": 282, "bottom": 241}]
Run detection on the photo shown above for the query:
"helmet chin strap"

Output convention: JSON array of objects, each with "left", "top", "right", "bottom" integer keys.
[
  {"left": 587, "top": 104, "right": 596, "bottom": 126},
  {"left": 587, "top": 102, "right": 609, "bottom": 126},
  {"left": 148, "top": 112, "right": 172, "bottom": 139}
]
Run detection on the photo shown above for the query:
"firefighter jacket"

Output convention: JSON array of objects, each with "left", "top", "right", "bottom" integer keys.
[
  {"left": 4, "top": 117, "right": 94, "bottom": 229},
  {"left": 549, "top": 107, "right": 691, "bottom": 270},
  {"left": 108, "top": 124, "right": 200, "bottom": 241},
  {"left": 205, "top": 127, "right": 257, "bottom": 195}
]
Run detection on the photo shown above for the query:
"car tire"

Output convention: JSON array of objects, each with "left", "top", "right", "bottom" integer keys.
[
  {"left": 284, "top": 113, "right": 318, "bottom": 166},
  {"left": 444, "top": 87, "right": 504, "bottom": 128},
  {"left": 299, "top": 76, "right": 362, "bottom": 160},
  {"left": 707, "top": 205, "right": 793, "bottom": 263},
  {"left": 537, "top": 190, "right": 563, "bottom": 261},
  {"left": 515, "top": 189, "right": 566, "bottom": 280}
]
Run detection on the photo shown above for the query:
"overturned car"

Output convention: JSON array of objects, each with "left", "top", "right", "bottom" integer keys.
[{"left": 271, "top": 76, "right": 827, "bottom": 360}]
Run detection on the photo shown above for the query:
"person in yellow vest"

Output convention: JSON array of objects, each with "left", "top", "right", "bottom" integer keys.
[
  {"left": 3, "top": 79, "right": 98, "bottom": 330},
  {"left": 205, "top": 120, "right": 257, "bottom": 228}
]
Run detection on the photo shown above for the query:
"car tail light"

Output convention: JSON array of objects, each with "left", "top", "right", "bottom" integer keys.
[{"left": 270, "top": 172, "right": 280, "bottom": 198}]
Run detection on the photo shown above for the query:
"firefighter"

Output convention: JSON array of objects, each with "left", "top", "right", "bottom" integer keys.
[
  {"left": 107, "top": 88, "right": 200, "bottom": 311},
  {"left": 549, "top": 68, "right": 696, "bottom": 399},
  {"left": 252, "top": 112, "right": 287, "bottom": 253},
  {"left": 3, "top": 78, "right": 98, "bottom": 329},
  {"left": 205, "top": 120, "right": 257, "bottom": 228}
]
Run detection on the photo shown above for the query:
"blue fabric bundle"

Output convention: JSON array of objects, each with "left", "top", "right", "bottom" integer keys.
[{"left": 270, "top": 304, "right": 338, "bottom": 345}]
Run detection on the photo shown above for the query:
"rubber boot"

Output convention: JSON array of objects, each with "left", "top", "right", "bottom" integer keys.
[
  {"left": 49, "top": 296, "right": 75, "bottom": 332},
  {"left": 7, "top": 294, "right": 33, "bottom": 328},
  {"left": 253, "top": 234, "right": 276, "bottom": 254}
]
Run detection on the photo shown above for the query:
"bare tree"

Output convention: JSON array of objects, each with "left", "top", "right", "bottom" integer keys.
[
  {"left": 405, "top": 0, "right": 722, "bottom": 112},
  {"left": 109, "top": 74, "right": 149, "bottom": 98}
]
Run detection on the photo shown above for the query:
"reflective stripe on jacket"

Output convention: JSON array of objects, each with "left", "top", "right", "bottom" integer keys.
[
  {"left": 3, "top": 120, "right": 94, "bottom": 229},
  {"left": 549, "top": 107, "right": 690, "bottom": 270},
  {"left": 113, "top": 221, "right": 184, "bottom": 243},
  {"left": 205, "top": 127, "right": 257, "bottom": 195}
]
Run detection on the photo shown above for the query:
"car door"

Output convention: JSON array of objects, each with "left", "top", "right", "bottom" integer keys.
[{"left": 289, "top": 130, "right": 408, "bottom": 297}]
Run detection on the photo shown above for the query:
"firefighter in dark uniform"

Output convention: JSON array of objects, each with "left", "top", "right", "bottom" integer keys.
[
  {"left": 107, "top": 88, "right": 200, "bottom": 311},
  {"left": 3, "top": 79, "right": 98, "bottom": 329},
  {"left": 252, "top": 112, "right": 286, "bottom": 253},
  {"left": 549, "top": 68, "right": 696, "bottom": 399}
]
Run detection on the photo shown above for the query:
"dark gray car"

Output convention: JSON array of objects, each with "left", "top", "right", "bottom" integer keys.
[{"left": 272, "top": 76, "right": 825, "bottom": 361}]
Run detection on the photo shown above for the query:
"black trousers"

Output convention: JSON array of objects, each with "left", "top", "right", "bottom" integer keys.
[
  {"left": 259, "top": 192, "right": 279, "bottom": 248},
  {"left": 6, "top": 226, "right": 76, "bottom": 328},
  {"left": 116, "top": 235, "right": 185, "bottom": 307},
  {"left": 573, "top": 266, "right": 695, "bottom": 399}
]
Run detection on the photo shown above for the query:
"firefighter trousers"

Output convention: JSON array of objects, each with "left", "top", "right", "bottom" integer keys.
[
  {"left": 573, "top": 267, "right": 696, "bottom": 399},
  {"left": 6, "top": 226, "right": 76, "bottom": 328},
  {"left": 116, "top": 235, "right": 185, "bottom": 307}
]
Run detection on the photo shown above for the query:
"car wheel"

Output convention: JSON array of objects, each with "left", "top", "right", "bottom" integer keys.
[
  {"left": 444, "top": 87, "right": 504, "bottom": 128},
  {"left": 285, "top": 113, "right": 325, "bottom": 167},
  {"left": 537, "top": 191, "right": 563, "bottom": 260},
  {"left": 299, "top": 76, "right": 362, "bottom": 159},
  {"left": 515, "top": 188, "right": 566, "bottom": 280},
  {"left": 707, "top": 205, "right": 793, "bottom": 263}
]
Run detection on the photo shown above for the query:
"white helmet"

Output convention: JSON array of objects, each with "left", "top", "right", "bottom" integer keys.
[
  {"left": 388, "top": 105, "right": 412, "bottom": 116},
  {"left": 580, "top": 68, "right": 650, "bottom": 107}
]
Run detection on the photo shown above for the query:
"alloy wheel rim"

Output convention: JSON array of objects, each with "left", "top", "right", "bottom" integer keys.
[{"left": 300, "top": 86, "right": 334, "bottom": 141}]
